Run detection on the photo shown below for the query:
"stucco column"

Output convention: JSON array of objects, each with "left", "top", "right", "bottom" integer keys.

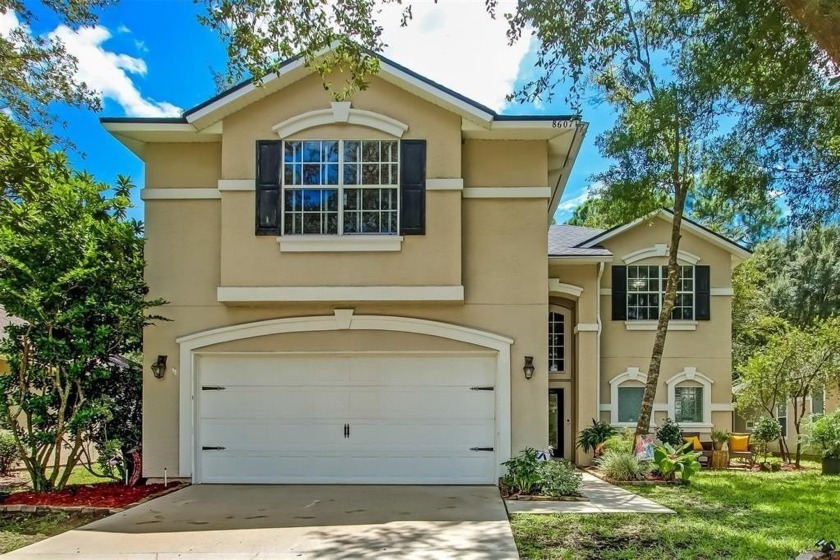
[{"left": 574, "top": 269, "right": 600, "bottom": 466}]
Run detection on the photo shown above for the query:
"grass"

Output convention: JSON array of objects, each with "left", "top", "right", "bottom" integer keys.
[
  {"left": 510, "top": 462, "right": 838, "bottom": 559},
  {"left": 0, "top": 510, "right": 108, "bottom": 554}
]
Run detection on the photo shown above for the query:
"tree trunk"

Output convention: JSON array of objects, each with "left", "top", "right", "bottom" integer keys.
[
  {"left": 780, "top": 0, "right": 840, "bottom": 65},
  {"left": 636, "top": 187, "right": 688, "bottom": 436}
]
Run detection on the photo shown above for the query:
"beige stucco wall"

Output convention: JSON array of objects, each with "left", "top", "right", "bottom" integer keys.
[
  {"left": 140, "top": 71, "right": 552, "bottom": 477},
  {"left": 144, "top": 143, "right": 221, "bottom": 188},
  {"left": 463, "top": 140, "right": 547, "bottom": 187},
  {"left": 598, "top": 218, "right": 734, "bottom": 434}
]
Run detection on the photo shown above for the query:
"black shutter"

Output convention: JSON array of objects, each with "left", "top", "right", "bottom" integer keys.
[
  {"left": 612, "top": 265, "right": 627, "bottom": 321},
  {"left": 399, "top": 140, "right": 426, "bottom": 235},
  {"left": 695, "top": 265, "right": 711, "bottom": 320},
  {"left": 255, "top": 140, "right": 282, "bottom": 235}
]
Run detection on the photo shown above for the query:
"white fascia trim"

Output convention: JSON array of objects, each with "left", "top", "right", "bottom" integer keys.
[
  {"left": 665, "top": 367, "right": 714, "bottom": 426},
  {"left": 217, "top": 285, "right": 465, "bottom": 303},
  {"left": 177, "top": 311, "right": 512, "bottom": 480},
  {"left": 272, "top": 102, "right": 409, "bottom": 138},
  {"left": 102, "top": 122, "right": 199, "bottom": 134},
  {"left": 277, "top": 235, "right": 403, "bottom": 253},
  {"left": 463, "top": 187, "right": 551, "bottom": 199},
  {"left": 548, "top": 279, "right": 584, "bottom": 298},
  {"left": 426, "top": 178, "right": 464, "bottom": 191},
  {"left": 140, "top": 188, "right": 221, "bottom": 200},
  {"left": 574, "top": 323, "right": 599, "bottom": 333},
  {"left": 549, "top": 256, "right": 613, "bottom": 265},
  {"left": 622, "top": 244, "right": 701, "bottom": 265},
  {"left": 218, "top": 179, "right": 255, "bottom": 191},
  {"left": 711, "top": 287, "right": 734, "bottom": 296},
  {"left": 624, "top": 321, "right": 698, "bottom": 331}
]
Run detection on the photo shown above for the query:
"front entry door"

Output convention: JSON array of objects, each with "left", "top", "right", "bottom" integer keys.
[{"left": 549, "top": 389, "right": 564, "bottom": 458}]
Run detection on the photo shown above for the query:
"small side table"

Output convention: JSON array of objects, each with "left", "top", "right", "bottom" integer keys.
[{"left": 710, "top": 449, "right": 729, "bottom": 470}]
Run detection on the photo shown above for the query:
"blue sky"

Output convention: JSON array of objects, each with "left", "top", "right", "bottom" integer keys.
[{"left": 7, "top": 0, "right": 615, "bottom": 223}]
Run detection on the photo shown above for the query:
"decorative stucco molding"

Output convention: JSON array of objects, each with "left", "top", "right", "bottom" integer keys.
[
  {"left": 272, "top": 102, "right": 409, "bottom": 138},
  {"left": 216, "top": 285, "right": 465, "bottom": 303},
  {"left": 140, "top": 188, "right": 221, "bottom": 200},
  {"left": 548, "top": 279, "right": 584, "bottom": 298},
  {"left": 622, "top": 244, "right": 701, "bottom": 265},
  {"left": 665, "top": 367, "right": 714, "bottom": 427}
]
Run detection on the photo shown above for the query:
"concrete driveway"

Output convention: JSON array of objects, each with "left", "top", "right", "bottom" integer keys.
[{"left": 4, "top": 485, "right": 518, "bottom": 559}]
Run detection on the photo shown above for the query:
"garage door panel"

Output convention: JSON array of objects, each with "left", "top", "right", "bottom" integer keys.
[
  {"left": 200, "top": 452, "right": 495, "bottom": 484},
  {"left": 196, "top": 354, "right": 498, "bottom": 484},
  {"left": 201, "top": 388, "right": 350, "bottom": 419}
]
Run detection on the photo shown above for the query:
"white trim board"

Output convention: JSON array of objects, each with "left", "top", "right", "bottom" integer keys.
[
  {"left": 277, "top": 235, "right": 403, "bottom": 253},
  {"left": 218, "top": 179, "right": 255, "bottom": 191},
  {"left": 548, "top": 279, "right": 584, "bottom": 298},
  {"left": 175, "top": 310, "right": 513, "bottom": 481},
  {"left": 462, "top": 187, "right": 551, "bottom": 199},
  {"left": 426, "top": 178, "right": 464, "bottom": 191},
  {"left": 217, "top": 285, "right": 465, "bottom": 303},
  {"left": 624, "top": 321, "right": 698, "bottom": 331},
  {"left": 140, "top": 189, "right": 221, "bottom": 200}
]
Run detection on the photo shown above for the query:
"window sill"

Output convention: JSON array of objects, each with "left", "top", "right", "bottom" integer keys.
[
  {"left": 277, "top": 235, "right": 403, "bottom": 253},
  {"left": 624, "top": 321, "right": 697, "bottom": 331}
]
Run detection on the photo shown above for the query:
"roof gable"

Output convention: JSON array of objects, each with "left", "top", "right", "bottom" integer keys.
[{"left": 577, "top": 209, "right": 751, "bottom": 261}]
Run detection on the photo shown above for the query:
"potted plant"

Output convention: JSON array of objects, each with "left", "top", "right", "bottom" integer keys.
[
  {"left": 576, "top": 420, "right": 617, "bottom": 456},
  {"left": 711, "top": 428, "right": 730, "bottom": 451},
  {"left": 804, "top": 410, "right": 840, "bottom": 475}
]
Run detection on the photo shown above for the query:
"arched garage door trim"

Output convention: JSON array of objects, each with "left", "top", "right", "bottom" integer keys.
[{"left": 176, "top": 310, "right": 513, "bottom": 481}]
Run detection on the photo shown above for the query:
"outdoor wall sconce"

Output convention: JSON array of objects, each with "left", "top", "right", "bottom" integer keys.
[
  {"left": 523, "top": 356, "right": 535, "bottom": 380},
  {"left": 151, "top": 355, "right": 167, "bottom": 379}
]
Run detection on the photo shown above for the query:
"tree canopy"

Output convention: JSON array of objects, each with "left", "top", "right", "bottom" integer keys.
[{"left": 0, "top": 116, "right": 161, "bottom": 491}]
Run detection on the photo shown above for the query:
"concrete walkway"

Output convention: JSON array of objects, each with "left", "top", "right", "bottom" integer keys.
[
  {"left": 505, "top": 472, "right": 674, "bottom": 514},
  {"left": 5, "top": 485, "right": 519, "bottom": 559}
]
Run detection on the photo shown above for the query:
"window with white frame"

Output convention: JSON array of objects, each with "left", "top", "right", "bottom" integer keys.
[
  {"left": 282, "top": 140, "right": 399, "bottom": 235},
  {"left": 812, "top": 387, "right": 825, "bottom": 415},
  {"left": 627, "top": 265, "right": 694, "bottom": 320},
  {"left": 777, "top": 402, "right": 788, "bottom": 437},
  {"left": 674, "top": 386, "right": 703, "bottom": 423},
  {"left": 548, "top": 309, "right": 566, "bottom": 373},
  {"left": 617, "top": 386, "right": 645, "bottom": 423}
]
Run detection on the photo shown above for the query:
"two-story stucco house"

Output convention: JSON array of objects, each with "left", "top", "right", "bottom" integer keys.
[{"left": 102, "top": 54, "right": 749, "bottom": 485}]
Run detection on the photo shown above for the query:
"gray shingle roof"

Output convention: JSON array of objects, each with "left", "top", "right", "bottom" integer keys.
[{"left": 548, "top": 225, "right": 613, "bottom": 257}]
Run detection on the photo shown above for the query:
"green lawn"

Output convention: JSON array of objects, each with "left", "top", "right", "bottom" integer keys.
[
  {"left": 511, "top": 464, "right": 838, "bottom": 559},
  {"left": 0, "top": 511, "right": 108, "bottom": 554}
]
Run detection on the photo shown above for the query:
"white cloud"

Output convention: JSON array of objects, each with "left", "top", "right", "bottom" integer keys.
[
  {"left": 557, "top": 189, "right": 594, "bottom": 212},
  {"left": 0, "top": 9, "right": 20, "bottom": 38},
  {"left": 117, "top": 24, "right": 131, "bottom": 34},
  {"left": 49, "top": 25, "right": 181, "bottom": 117},
  {"left": 377, "top": 1, "right": 530, "bottom": 112}
]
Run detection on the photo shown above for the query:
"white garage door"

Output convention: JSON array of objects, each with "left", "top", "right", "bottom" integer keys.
[{"left": 195, "top": 354, "right": 497, "bottom": 484}]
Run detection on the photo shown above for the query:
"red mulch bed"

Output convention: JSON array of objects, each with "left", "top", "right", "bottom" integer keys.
[{"left": 2, "top": 482, "right": 184, "bottom": 509}]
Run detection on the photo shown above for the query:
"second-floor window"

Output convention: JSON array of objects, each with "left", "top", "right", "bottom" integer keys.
[
  {"left": 627, "top": 265, "right": 695, "bottom": 321},
  {"left": 282, "top": 140, "right": 399, "bottom": 235}
]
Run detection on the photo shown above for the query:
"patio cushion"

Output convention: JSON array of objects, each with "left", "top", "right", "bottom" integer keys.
[
  {"left": 729, "top": 434, "right": 750, "bottom": 452},
  {"left": 683, "top": 436, "right": 703, "bottom": 451}
]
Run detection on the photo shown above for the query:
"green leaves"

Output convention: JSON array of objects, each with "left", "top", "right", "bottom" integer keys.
[{"left": 0, "top": 116, "right": 162, "bottom": 491}]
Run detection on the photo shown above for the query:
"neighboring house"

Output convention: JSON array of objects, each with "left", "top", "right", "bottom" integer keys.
[
  {"left": 102, "top": 52, "right": 747, "bottom": 485},
  {"left": 733, "top": 387, "right": 840, "bottom": 453}
]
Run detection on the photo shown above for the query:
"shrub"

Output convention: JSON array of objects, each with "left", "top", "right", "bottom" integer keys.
[
  {"left": 803, "top": 410, "right": 840, "bottom": 459},
  {"left": 601, "top": 434, "right": 633, "bottom": 454},
  {"left": 537, "top": 459, "right": 582, "bottom": 497},
  {"left": 577, "top": 420, "right": 617, "bottom": 454},
  {"left": 752, "top": 416, "right": 783, "bottom": 462},
  {"left": 656, "top": 418, "right": 683, "bottom": 447},
  {"left": 598, "top": 450, "right": 652, "bottom": 481},
  {"left": 502, "top": 448, "right": 541, "bottom": 494},
  {"left": 653, "top": 443, "right": 702, "bottom": 483},
  {"left": 0, "top": 430, "right": 19, "bottom": 476}
]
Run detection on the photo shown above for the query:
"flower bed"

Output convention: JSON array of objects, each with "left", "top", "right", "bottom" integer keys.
[{"left": 1, "top": 481, "right": 185, "bottom": 510}]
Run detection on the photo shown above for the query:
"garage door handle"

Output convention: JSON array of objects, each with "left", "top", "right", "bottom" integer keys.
[
  {"left": 470, "top": 447, "right": 494, "bottom": 452},
  {"left": 202, "top": 446, "right": 226, "bottom": 451},
  {"left": 202, "top": 386, "right": 226, "bottom": 391},
  {"left": 344, "top": 424, "right": 350, "bottom": 438}
]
